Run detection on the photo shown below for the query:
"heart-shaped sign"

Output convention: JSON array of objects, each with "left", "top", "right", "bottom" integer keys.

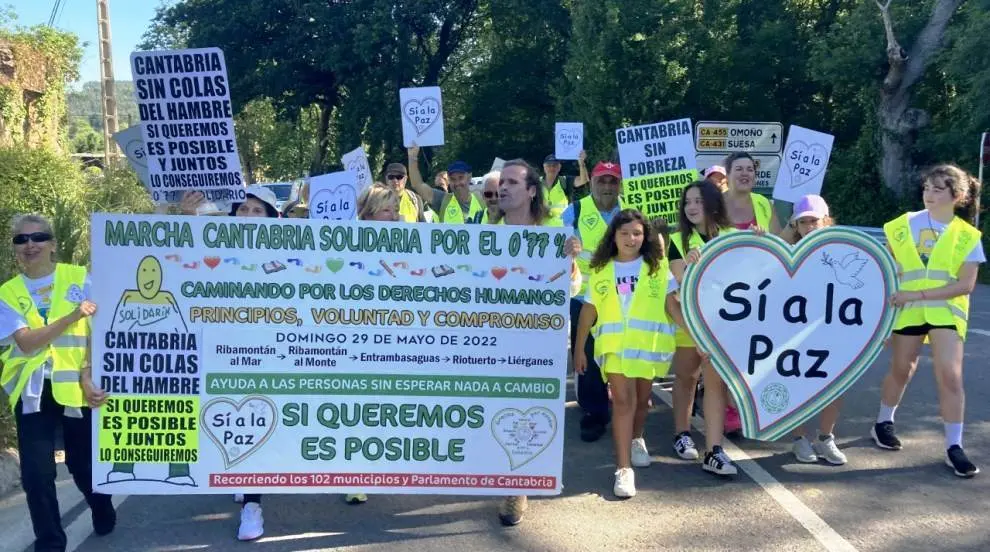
[
  {"left": 491, "top": 407, "right": 557, "bottom": 470},
  {"left": 681, "top": 228, "right": 898, "bottom": 441},
  {"left": 402, "top": 98, "right": 441, "bottom": 136},
  {"left": 311, "top": 185, "right": 356, "bottom": 221},
  {"left": 557, "top": 129, "right": 580, "bottom": 148},
  {"left": 202, "top": 396, "right": 278, "bottom": 469},
  {"left": 785, "top": 140, "right": 829, "bottom": 188}
]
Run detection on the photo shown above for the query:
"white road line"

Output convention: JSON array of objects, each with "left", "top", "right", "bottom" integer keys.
[
  {"left": 65, "top": 494, "right": 128, "bottom": 552},
  {"left": 967, "top": 328, "right": 990, "bottom": 337},
  {"left": 652, "top": 386, "right": 859, "bottom": 552}
]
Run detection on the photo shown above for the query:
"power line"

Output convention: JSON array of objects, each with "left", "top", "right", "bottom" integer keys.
[
  {"left": 47, "top": 0, "right": 64, "bottom": 27},
  {"left": 55, "top": 0, "right": 69, "bottom": 27}
]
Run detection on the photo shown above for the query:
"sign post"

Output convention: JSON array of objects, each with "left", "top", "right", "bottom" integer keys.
[{"left": 695, "top": 120, "right": 785, "bottom": 219}]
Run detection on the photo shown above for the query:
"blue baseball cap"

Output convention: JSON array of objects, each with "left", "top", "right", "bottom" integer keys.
[{"left": 447, "top": 161, "right": 472, "bottom": 174}]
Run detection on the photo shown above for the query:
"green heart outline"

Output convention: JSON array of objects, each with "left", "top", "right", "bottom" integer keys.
[
  {"left": 490, "top": 407, "right": 558, "bottom": 470},
  {"left": 681, "top": 228, "right": 899, "bottom": 441},
  {"left": 201, "top": 395, "right": 279, "bottom": 470}
]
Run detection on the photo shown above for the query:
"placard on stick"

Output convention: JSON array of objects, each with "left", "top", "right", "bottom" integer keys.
[
  {"left": 555, "top": 123, "right": 583, "bottom": 160},
  {"left": 615, "top": 118, "right": 697, "bottom": 223},
  {"left": 772, "top": 125, "right": 834, "bottom": 204},
  {"left": 308, "top": 171, "right": 359, "bottom": 220},
  {"left": 341, "top": 146, "right": 373, "bottom": 197},
  {"left": 130, "top": 47, "right": 245, "bottom": 208},
  {"left": 399, "top": 87, "right": 445, "bottom": 147}
]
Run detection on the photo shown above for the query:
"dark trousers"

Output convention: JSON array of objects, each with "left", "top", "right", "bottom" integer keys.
[
  {"left": 571, "top": 299, "right": 609, "bottom": 421},
  {"left": 15, "top": 382, "right": 113, "bottom": 552}
]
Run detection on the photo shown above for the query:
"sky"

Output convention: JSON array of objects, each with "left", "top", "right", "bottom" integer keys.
[{"left": 9, "top": 0, "right": 160, "bottom": 86}]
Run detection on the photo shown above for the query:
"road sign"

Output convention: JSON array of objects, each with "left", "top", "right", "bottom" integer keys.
[
  {"left": 697, "top": 153, "right": 781, "bottom": 192},
  {"left": 695, "top": 121, "right": 784, "bottom": 154}
]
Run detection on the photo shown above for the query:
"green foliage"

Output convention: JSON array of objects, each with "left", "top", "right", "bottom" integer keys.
[
  {"left": 235, "top": 99, "right": 322, "bottom": 181},
  {"left": 67, "top": 117, "right": 102, "bottom": 154},
  {"left": 67, "top": 81, "right": 140, "bottom": 132}
]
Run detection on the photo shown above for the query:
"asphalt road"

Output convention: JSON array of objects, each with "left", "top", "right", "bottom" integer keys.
[{"left": 4, "top": 287, "right": 990, "bottom": 552}]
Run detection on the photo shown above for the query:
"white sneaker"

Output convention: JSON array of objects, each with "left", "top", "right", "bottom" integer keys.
[
  {"left": 673, "top": 432, "right": 700, "bottom": 460},
  {"left": 813, "top": 435, "right": 848, "bottom": 465},
  {"left": 237, "top": 503, "right": 264, "bottom": 541},
  {"left": 613, "top": 467, "right": 636, "bottom": 498},
  {"left": 630, "top": 438, "right": 651, "bottom": 467},
  {"left": 792, "top": 437, "right": 818, "bottom": 463}
]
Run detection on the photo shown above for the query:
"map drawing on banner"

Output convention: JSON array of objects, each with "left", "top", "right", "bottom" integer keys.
[
  {"left": 341, "top": 146, "right": 374, "bottom": 196},
  {"left": 554, "top": 122, "right": 583, "bottom": 160},
  {"left": 308, "top": 171, "right": 359, "bottom": 220},
  {"left": 615, "top": 118, "right": 698, "bottom": 223},
  {"left": 696, "top": 153, "right": 781, "bottom": 192},
  {"left": 680, "top": 228, "right": 898, "bottom": 441},
  {"left": 773, "top": 125, "right": 835, "bottom": 203},
  {"left": 89, "top": 214, "right": 569, "bottom": 495},
  {"left": 695, "top": 121, "right": 784, "bottom": 154},
  {"left": 399, "top": 86, "right": 445, "bottom": 147},
  {"left": 130, "top": 48, "right": 246, "bottom": 207},
  {"left": 113, "top": 126, "right": 150, "bottom": 187}
]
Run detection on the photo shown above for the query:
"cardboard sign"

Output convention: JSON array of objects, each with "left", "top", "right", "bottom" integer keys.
[
  {"left": 399, "top": 86, "right": 445, "bottom": 147},
  {"left": 773, "top": 125, "right": 834, "bottom": 203},
  {"left": 680, "top": 228, "right": 898, "bottom": 441},
  {"left": 308, "top": 171, "right": 359, "bottom": 220},
  {"left": 90, "top": 214, "right": 569, "bottom": 495},
  {"left": 130, "top": 47, "right": 246, "bottom": 206},
  {"left": 490, "top": 158, "right": 506, "bottom": 172},
  {"left": 615, "top": 118, "right": 698, "bottom": 223},
  {"left": 554, "top": 122, "right": 583, "bottom": 160},
  {"left": 341, "top": 146, "right": 373, "bottom": 197}
]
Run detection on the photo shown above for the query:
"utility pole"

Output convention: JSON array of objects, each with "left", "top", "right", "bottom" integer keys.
[{"left": 96, "top": 0, "right": 119, "bottom": 164}]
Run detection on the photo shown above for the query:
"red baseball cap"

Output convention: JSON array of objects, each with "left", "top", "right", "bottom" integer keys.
[{"left": 592, "top": 161, "right": 622, "bottom": 179}]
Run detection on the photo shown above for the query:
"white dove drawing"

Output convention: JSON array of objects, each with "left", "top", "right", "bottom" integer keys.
[{"left": 821, "top": 251, "right": 868, "bottom": 289}]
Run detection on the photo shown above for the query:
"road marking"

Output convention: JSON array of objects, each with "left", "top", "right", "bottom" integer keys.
[
  {"left": 66, "top": 495, "right": 128, "bottom": 552},
  {"left": 967, "top": 328, "right": 990, "bottom": 337},
  {"left": 652, "top": 386, "right": 859, "bottom": 552}
]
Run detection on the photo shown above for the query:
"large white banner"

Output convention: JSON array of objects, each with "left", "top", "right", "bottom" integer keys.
[{"left": 90, "top": 215, "right": 570, "bottom": 495}]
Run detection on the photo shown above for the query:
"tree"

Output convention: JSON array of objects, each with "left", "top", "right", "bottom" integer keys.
[{"left": 875, "top": 0, "right": 964, "bottom": 196}]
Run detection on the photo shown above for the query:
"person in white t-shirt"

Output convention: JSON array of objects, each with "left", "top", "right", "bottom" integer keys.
[{"left": 875, "top": 164, "right": 984, "bottom": 478}]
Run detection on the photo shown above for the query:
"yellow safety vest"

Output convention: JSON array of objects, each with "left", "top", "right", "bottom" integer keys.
[
  {"left": 441, "top": 193, "right": 484, "bottom": 224},
  {"left": 752, "top": 193, "right": 772, "bottom": 229},
  {"left": 574, "top": 195, "right": 622, "bottom": 295},
  {"left": 399, "top": 191, "right": 420, "bottom": 223},
  {"left": 667, "top": 227, "right": 735, "bottom": 347},
  {"left": 884, "top": 213, "right": 981, "bottom": 340},
  {"left": 546, "top": 177, "right": 569, "bottom": 219},
  {"left": 0, "top": 264, "right": 88, "bottom": 410},
  {"left": 587, "top": 259, "right": 676, "bottom": 376},
  {"left": 496, "top": 216, "right": 564, "bottom": 227}
]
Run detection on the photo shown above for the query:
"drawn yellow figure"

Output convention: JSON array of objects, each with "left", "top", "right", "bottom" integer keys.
[
  {"left": 110, "top": 256, "right": 187, "bottom": 333},
  {"left": 106, "top": 255, "right": 194, "bottom": 486}
]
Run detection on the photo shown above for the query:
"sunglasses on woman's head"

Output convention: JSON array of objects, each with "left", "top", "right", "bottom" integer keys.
[{"left": 12, "top": 232, "right": 53, "bottom": 245}]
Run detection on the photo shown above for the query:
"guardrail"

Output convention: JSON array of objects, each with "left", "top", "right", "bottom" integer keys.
[{"left": 846, "top": 226, "right": 887, "bottom": 245}]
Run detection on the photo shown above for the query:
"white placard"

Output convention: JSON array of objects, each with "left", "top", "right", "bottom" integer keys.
[
  {"left": 490, "top": 158, "right": 506, "bottom": 172},
  {"left": 772, "top": 125, "right": 834, "bottom": 203},
  {"left": 399, "top": 86, "right": 445, "bottom": 147},
  {"left": 113, "top": 126, "right": 150, "bottom": 186},
  {"left": 614, "top": 117, "right": 697, "bottom": 222},
  {"left": 308, "top": 170, "right": 359, "bottom": 220},
  {"left": 341, "top": 146, "right": 373, "bottom": 196},
  {"left": 130, "top": 47, "right": 246, "bottom": 206},
  {"left": 554, "top": 122, "right": 583, "bottom": 160}
]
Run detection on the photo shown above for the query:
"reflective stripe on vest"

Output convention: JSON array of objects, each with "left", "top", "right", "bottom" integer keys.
[
  {"left": 0, "top": 264, "right": 89, "bottom": 410},
  {"left": 574, "top": 195, "right": 622, "bottom": 295},
  {"left": 588, "top": 259, "right": 676, "bottom": 376},
  {"left": 883, "top": 213, "right": 981, "bottom": 340},
  {"left": 440, "top": 193, "right": 484, "bottom": 224}
]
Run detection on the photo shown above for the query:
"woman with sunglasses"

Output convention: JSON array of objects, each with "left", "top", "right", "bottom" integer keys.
[
  {"left": 480, "top": 171, "right": 502, "bottom": 224},
  {"left": 0, "top": 214, "right": 115, "bottom": 551}
]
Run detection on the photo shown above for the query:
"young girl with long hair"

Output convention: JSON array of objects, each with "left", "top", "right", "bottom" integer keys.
[
  {"left": 574, "top": 209, "right": 681, "bottom": 497},
  {"left": 875, "top": 164, "right": 984, "bottom": 478}
]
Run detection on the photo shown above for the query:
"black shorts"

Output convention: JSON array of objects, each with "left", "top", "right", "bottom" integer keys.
[{"left": 892, "top": 324, "right": 956, "bottom": 336}]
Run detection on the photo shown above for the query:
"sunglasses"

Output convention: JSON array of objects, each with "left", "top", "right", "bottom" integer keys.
[
  {"left": 386, "top": 174, "right": 405, "bottom": 181},
  {"left": 13, "top": 232, "right": 53, "bottom": 245},
  {"left": 483, "top": 191, "right": 497, "bottom": 198}
]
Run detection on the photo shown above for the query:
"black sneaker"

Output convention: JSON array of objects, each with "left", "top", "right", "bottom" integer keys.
[
  {"left": 702, "top": 446, "right": 738, "bottom": 476},
  {"left": 672, "top": 432, "right": 699, "bottom": 460},
  {"left": 579, "top": 413, "right": 607, "bottom": 442},
  {"left": 871, "top": 422, "right": 902, "bottom": 450},
  {"left": 945, "top": 445, "right": 979, "bottom": 478},
  {"left": 91, "top": 497, "right": 117, "bottom": 536}
]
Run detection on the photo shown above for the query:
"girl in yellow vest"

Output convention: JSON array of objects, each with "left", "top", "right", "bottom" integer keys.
[
  {"left": 721, "top": 152, "right": 781, "bottom": 434},
  {"left": 668, "top": 180, "right": 734, "bottom": 469},
  {"left": 0, "top": 214, "right": 115, "bottom": 550},
  {"left": 778, "top": 195, "right": 848, "bottom": 466},
  {"left": 875, "top": 164, "right": 983, "bottom": 478},
  {"left": 573, "top": 209, "right": 680, "bottom": 498}
]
